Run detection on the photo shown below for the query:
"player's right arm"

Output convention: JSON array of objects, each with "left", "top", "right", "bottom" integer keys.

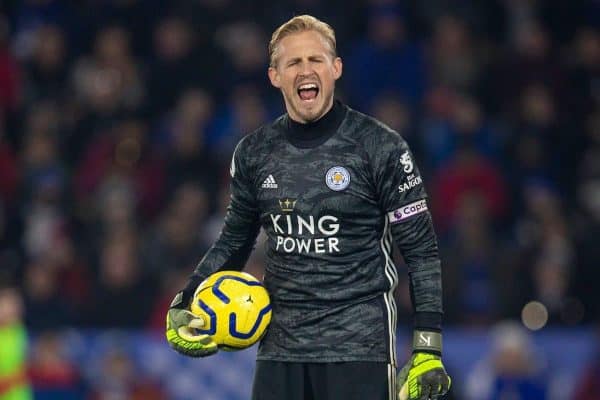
[{"left": 167, "top": 137, "right": 261, "bottom": 357}]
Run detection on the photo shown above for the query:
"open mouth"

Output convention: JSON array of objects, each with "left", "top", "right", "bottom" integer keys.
[{"left": 297, "top": 83, "right": 319, "bottom": 102}]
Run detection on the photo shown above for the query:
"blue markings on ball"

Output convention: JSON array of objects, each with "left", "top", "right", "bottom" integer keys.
[
  {"left": 195, "top": 300, "right": 217, "bottom": 336},
  {"left": 229, "top": 303, "right": 272, "bottom": 339},
  {"left": 211, "top": 275, "right": 264, "bottom": 304},
  {"left": 199, "top": 274, "right": 271, "bottom": 340}
]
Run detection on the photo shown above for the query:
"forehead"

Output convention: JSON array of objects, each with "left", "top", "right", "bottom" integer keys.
[{"left": 277, "top": 30, "right": 332, "bottom": 60}]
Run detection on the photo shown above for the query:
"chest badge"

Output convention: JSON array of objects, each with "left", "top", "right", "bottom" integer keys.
[{"left": 325, "top": 166, "right": 350, "bottom": 191}]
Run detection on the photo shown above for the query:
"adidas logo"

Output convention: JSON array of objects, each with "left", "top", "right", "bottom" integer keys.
[{"left": 261, "top": 174, "right": 278, "bottom": 189}]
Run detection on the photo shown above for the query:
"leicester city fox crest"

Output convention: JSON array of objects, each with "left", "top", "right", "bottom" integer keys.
[{"left": 325, "top": 166, "right": 350, "bottom": 191}]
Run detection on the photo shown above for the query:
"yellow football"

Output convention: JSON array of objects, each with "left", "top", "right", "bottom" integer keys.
[{"left": 190, "top": 271, "right": 272, "bottom": 351}]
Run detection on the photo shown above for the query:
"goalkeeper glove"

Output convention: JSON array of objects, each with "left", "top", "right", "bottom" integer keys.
[
  {"left": 397, "top": 330, "right": 451, "bottom": 400},
  {"left": 165, "top": 291, "right": 218, "bottom": 358}
]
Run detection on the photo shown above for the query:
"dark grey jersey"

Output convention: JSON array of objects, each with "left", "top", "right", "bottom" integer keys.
[{"left": 192, "top": 103, "right": 442, "bottom": 364}]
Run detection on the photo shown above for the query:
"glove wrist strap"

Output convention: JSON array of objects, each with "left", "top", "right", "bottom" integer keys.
[
  {"left": 169, "top": 291, "right": 187, "bottom": 309},
  {"left": 171, "top": 275, "right": 205, "bottom": 310},
  {"left": 412, "top": 330, "right": 442, "bottom": 355}
]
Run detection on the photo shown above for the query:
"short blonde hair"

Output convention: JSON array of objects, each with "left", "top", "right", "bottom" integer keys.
[{"left": 268, "top": 15, "right": 337, "bottom": 67}]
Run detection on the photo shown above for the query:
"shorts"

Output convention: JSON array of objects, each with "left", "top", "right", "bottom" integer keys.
[{"left": 251, "top": 360, "right": 396, "bottom": 400}]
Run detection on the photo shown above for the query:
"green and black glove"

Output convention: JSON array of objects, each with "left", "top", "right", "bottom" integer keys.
[
  {"left": 397, "top": 330, "right": 451, "bottom": 400},
  {"left": 166, "top": 290, "right": 218, "bottom": 358}
]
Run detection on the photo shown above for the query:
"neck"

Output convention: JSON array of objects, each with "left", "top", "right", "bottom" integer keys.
[{"left": 284, "top": 99, "right": 346, "bottom": 148}]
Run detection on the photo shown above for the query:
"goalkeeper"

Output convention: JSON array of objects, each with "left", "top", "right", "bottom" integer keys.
[{"left": 167, "top": 14, "right": 451, "bottom": 400}]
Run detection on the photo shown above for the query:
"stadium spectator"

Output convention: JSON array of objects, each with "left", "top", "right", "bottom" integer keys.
[
  {"left": 343, "top": 4, "right": 428, "bottom": 110},
  {"left": 572, "top": 326, "right": 600, "bottom": 400},
  {"left": 153, "top": 88, "right": 222, "bottom": 194},
  {"left": 0, "top": 16, "right": 21, "bottom": 115},
  {"left": 429, "top": 15, "right": 481, "bottom": 92},
  {"left": 208, "top": 82, "right": 272, "bottom": 157},
  {"left": 87, "top": 347, "right": 166, "bottom": 400},
  {"left": 0, "top": 123, "right": 19, "bottom": 208},
  {"left": 465, "top": 321, "right": 548, "bottom": 400},
  {"left": 74, "top": 118, "right": 166, "bottom": 221},
  {"left": 27, "top": 331, "right": 85, "bottom": 399},
  {"left": 22, "top": 259, "right": 73, "bottom": 330},
  {"left": 22, "top": 24, "right": 68, "bottom": 104},
  {"left": 80, "top": 227, "right": 154, "bottom": 328},
  {"left": 142, "top": 182, "right": 212, "bottom": 280},
  {"left": 430, "top": 146, "right": 508, "bottom": 234},
  {"left": 0, "top": 277, "right": 32, "bottom": 399},
  {"left": 146, "top": 15, "right": 229, "bottom": 113}
]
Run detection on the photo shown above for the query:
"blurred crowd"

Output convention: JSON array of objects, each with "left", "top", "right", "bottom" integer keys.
[{"left": 0, "top": 0, "right": 599, "bottom": 398}]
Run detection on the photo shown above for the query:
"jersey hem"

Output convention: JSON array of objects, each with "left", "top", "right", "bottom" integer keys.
[{"left": 256, "top": 354, "right": 390, "bottom": 363}]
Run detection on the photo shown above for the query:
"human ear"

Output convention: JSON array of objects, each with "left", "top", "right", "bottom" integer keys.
[
  {"left": 268, "top": 66, "right": 281, "bottom": 88},
  {"left": 332, "top": 57, "right": 342, "bottom": 80}
]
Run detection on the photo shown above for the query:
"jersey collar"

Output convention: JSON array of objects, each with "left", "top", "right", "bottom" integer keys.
[{"left": 284, "top": 99, "right": 347, "bottom": 148}]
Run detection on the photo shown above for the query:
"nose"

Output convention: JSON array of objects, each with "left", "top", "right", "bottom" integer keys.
[{"left": 299, "top": 60, "right": 314, "bottom": 75}]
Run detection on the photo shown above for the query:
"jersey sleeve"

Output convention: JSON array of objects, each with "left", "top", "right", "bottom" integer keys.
[
  {"left": 372, "top": 130, "right": 426, "bottom": 213},
  {"left": 370, "top": 129, "right": 443, "bottom": 331},
  {"left": 183, "top": 137, "right": 261, "bottom": 298}
]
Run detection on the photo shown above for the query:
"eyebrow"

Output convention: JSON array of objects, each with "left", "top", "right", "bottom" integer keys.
[{"left": 286, "top": 55, "right": 325, "bottom": 64}]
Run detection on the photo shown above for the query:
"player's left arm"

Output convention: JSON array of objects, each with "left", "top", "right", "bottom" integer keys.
[
  {"left": 369, "top": 128, "right": 451, "bottom": 399},
  {"left": 392, "top": 212, "right": 451, "bottom": 400}
]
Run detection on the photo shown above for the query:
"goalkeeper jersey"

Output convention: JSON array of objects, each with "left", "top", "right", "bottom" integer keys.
[{"left": 191, "top": 100, "right": 442, "bottom": 364}]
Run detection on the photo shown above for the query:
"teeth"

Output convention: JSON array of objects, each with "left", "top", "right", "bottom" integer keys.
[{"left": 299, "top": 83, "right": 317, "bottom": 90}]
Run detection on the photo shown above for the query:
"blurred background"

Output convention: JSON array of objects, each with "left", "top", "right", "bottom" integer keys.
[{"left": 0, "top": 0, "right": 598, "bottom": 399}]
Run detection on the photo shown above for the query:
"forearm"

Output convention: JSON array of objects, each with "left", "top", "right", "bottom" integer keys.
[
  {"left": 394, "top": 212, "right": 450, "bottom": 398},
  {"left": 391, "top": 211, "right": 443, "bottom": 331},
  {"left": 186, "top": 221, "right": 261, "bottom": 290},
  {"left": 182, "top": 196, "right": 261, "bottom": 298}
]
